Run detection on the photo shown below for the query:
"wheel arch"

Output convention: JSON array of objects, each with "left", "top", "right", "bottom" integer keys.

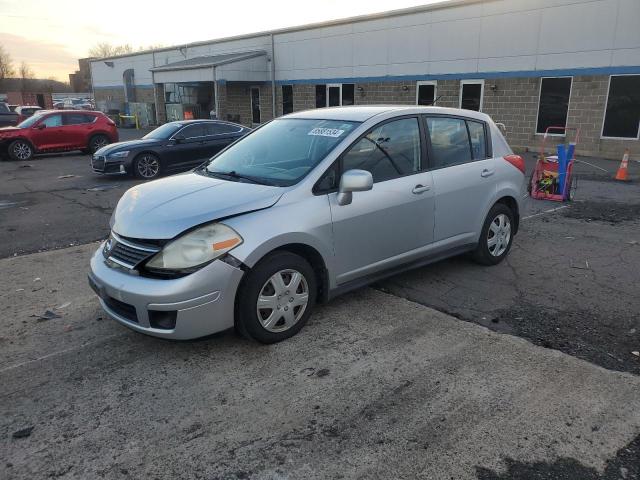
[
  {"left": 7, "top": 137, "right": 37, "bottom": 155},
  {"left": 236, "top": 241, "right": 330, "bottom": 305},
  {"left": 494, "top": 195, "right": 520, "bottom": 234}
]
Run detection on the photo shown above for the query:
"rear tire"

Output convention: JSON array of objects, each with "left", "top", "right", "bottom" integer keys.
[
  {"left": 236, "top": 251, "right": 317, "bottom": 344},
  {"left": 88, "top": 134, "right": 110, "bottom": 154},
  {"left": 472, "top": 203, "right": 514, "bottom": 266},
  {"left": 8, "top": 140, "right": 33, "bottom": 161}
]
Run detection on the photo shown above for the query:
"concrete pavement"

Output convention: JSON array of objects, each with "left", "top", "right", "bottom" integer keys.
[{"left": 1, "top": 244, "right": 639, "bottom": 479}]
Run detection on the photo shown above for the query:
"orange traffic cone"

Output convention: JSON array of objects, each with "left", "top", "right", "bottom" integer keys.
[{"left": 614, "top": 149, "right": 630, "bottom": 181}]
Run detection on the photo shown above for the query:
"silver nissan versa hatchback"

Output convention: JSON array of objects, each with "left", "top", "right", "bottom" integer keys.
[{"left": 89, "top": 106, "right": 525, "bottom": 343}]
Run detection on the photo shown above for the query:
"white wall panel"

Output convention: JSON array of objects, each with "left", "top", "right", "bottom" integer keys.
[
  {"left": 388, "top": 24, "right": 430, "bottom": 64},
  {"left": 429, "top": 18, "right": 481, "bottom": 62},
  {"left": 479, "top": 10, "right": 540, "bottom": 58},
  {"left": 538, "top": 0, "right": 617, "bottom": 54},
  {"left": 614, "top": 0, "right": 640, "bottom": 49}
]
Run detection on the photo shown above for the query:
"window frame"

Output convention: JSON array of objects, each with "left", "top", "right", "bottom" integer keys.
[
  {"left": 416, "top": 81, "right": 438, "bottom": 106},
  {"left": 535, "top": 76, "right": 573, "bottom": 136},
  {"left": 459, "top": 79, "right": 485, "bottom": 112},
  {"left": 600, "top": 74, "right": 640, "bottom": 140},
  {"left": 250, "top": 86, "right": 261, "bottom": 124},
  {"left": 282, "top": 84, "right": 294, "bottom": 115},
  {"left": 422, "top": 114, "right": 492, "bottom": 171},
  {"left": 313, "top": 114, "right": 427, "bottom": 194}
]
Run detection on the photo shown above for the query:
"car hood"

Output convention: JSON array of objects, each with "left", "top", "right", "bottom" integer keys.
[
  {"left": 111, "top": 171, "right": 284, "bottom": 239},
  {"left": 0, "top": 126, "right": 21, "bottom": 134},
  {"left": 96, "top": 138, "right": 162, "bottom": 156}
]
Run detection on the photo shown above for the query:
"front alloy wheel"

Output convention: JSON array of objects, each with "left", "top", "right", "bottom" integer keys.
[
  {"left": 9, "top": 140, "right": 33, "bottom": 161},
  {"left": 134, "top": 154, "right": 160, "bottom": 179}
]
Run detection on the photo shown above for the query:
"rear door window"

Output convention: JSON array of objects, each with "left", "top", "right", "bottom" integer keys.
[
  {"left": 178, "top": 124, "right": 204, "bottom": 139},
  {"left": 342, "top": 117, "right": 422, "bottom": 183},
  {"left": 204, "top": 123, "right": 242, "bottom": 135},
  {"left": 426, "top": 117, "right": 472, "bottom": 168},
  {"left": 64, "top": 113, "right": 94, "bottom": 125}
]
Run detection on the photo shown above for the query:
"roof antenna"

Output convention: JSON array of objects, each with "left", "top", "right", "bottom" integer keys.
[{"left": 430, "top": 95, "right": 443, "bottom": 106}]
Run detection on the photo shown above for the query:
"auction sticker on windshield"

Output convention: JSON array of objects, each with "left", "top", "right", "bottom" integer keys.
[{"left": 308, "top": 127, "right": 345, "bottom": 138}]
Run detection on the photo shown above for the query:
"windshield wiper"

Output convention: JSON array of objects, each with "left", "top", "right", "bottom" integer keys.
[{"left": 205, "top": 169, "right": 274, "bottom": 186}]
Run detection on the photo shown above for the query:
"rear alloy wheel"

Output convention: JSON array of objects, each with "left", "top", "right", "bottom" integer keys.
[
  {"left": 133, "top": 153, "right": 161, "bottom": 179},
  {"left": 473, "top": 203, "right": 514, "bottom": 266},
  {"left": 8, "top": 140, "right": 33, "bottom": 161},
  {"left": 89, "top": 134, "right": 109, "bottom": 153},
  {"left": 237, "top": 251, "right": 317, "bottom": 344}
]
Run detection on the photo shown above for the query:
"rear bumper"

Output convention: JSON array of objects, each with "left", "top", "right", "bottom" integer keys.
[{"left": 88, "top": 243, "right": 244, "bottom": 339}]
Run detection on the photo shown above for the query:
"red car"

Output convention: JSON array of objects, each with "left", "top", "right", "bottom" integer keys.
[{"left": 0, "top": 110, "right": 118, "bottom": 161}]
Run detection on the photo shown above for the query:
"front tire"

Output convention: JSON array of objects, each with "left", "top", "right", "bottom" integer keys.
[
  {"left": 133, "top": 153, "right": 161, "bottom": 179},
  {"left": 236, "top": 251, "right": 317, "bottom": 344},
  {"left": 473, "top": 203, "right": 514, "bottom": 266},
  {"left": 8, "top": 140, "right": 33, "bottom": 161}
]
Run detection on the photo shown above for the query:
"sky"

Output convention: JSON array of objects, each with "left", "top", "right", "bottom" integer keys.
[{"left": 0, "top": 0, "right": 447, "bottom": 82}]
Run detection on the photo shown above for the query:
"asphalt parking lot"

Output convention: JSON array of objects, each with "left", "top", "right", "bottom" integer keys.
[{"left": 1, "top": 130, "right": 639, "bottom": 479}]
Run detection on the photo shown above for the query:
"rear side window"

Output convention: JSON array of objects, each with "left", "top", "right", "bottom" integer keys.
[
  {"left": 205, "top": 123, "right": 242, "bottom": 135},
  {"left": 0, "top": 103, "right": 9, "bottom": 114},
  {"left": 342, "top": 117, "right": 421, "bottom": 183},
  {"left": 426, "top": 117, "right": 472, "bottom": 168}
]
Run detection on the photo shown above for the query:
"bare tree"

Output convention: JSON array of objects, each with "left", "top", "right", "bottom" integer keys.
[
  {"left": 19, "top": 61, "right": 34, "bottom": 92},
  {"left": 0, "top": 45, "right": 15, "bottom": 87},
  {"left": 88, "top": 43, "right": 135, "bottom": 58},
  {"left": 88, "top": 42, "right": 164, "bottom": 58}
]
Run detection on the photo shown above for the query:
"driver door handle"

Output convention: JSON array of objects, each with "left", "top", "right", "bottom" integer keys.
[
  {"left": 412, "top": 184, "right": 431, "bottom": 194},
  {"left": 481, "top": 169, "right": 495, "bottom": 178}
]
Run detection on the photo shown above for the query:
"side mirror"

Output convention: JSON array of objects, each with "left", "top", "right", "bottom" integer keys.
[
  {"left": 172, "top": 134, "right": 185, "bottom": 143},
  {"left": 35, "top": 123, "right": 46, "bottom": 130},
  {"left": 337, "top": 169, "right": 373, "bottom": 206}
]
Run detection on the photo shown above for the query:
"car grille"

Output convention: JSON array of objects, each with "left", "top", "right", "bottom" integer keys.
[
  {"left": 104, "top": 233, "right": 160, "bottom": 270},
  {"left": 103, "top": 296, "right": 138, "bottom": 323},
  {"left": 91, "top": 155, "right": 106, "bottom": 171}
]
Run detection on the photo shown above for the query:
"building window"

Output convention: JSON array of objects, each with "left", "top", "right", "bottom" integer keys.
[
  {"left": 315, "top": 84, "right": 354, "bottom": 107},
  {"left": 536, "top": 77, "right": 572, "bottom": 135},
  {"left": 315, "top": 85, "right": 326, "bottom": 108},
  {"left": 251, "top": 87, "right": 260, "bottom": 124},
  {"left": 460, "top": 80, "right": 484, "bottom": 112},
  {"left": 342, "top": 84, "right": 355, "bottom": 106},
  {"left": 416, "top": 81, "right": 437, "bottom": 106},
  {"left": 602, "top": 75, "right": 640, "bottom": 139},
  {"left": 282, "top": 85, "right": 293, "bottom": 115}
]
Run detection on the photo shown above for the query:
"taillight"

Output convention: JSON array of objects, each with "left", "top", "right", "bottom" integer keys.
[{"left": 504, "top": 154, "right": 525, "bottom": 174}]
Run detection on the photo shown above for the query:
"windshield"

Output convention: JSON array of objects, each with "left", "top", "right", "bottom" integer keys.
[
  {"left": 143, "top": 123, "right": 183, "bottom": 140},
  {"left": 202, "top": 118, "right": 359, "bottom": 186},
  {"left": 17, "top": 115, "right": 41, "bottom": 128}
]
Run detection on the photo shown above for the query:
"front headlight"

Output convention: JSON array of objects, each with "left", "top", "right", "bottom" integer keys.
[
  {"left": 108, "top": 150, "right": 129, "bottom": 158},
  {"left": 145, "top": 223, "right": 243, "bottom": 271}
]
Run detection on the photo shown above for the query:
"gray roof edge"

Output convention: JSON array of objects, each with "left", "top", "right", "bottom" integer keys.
[
  {"left": 149, "top": 51, "right": 267, "bottom": 72},
  {"left": 90, "top": 0, "right": 481, "bottom": 63}
]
